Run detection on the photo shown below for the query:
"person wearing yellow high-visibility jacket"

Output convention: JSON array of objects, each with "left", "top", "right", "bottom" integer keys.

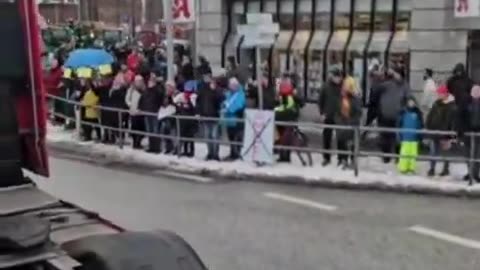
[
  {"left": 275, "top": 80, "right": 300, "bottom": 162},
  {"left": 81, "top": 83, "right": 101, "bottom": 141}
]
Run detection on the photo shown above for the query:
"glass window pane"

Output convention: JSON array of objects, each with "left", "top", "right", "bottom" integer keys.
[
  {"left": 299, "top": 0, "right": 311, "bottom": 13},
  {"left": 329, "top": 30, "right": 350, "bottom": 50},
  {"left": 390, "top": 31, "right": 409, "bottom": 53},
  {"left": 368, "top": 32, "right": 390, "bottom": 52},
  {"left": 310, "top": 31, "right": 329, "bottom": 50},
  {"left": 265, "top": 0, "right": 276, "bottom": 13},
  {"left": 248, "top": 0, "right": 261, "bottom": 12},
  {"left": 316, "top": 0, "right": 331, "bottom": 12},
  {"left": 349, "top": 31, "right": 369, "bottom": 52},
  {"left": 233, "top": 1, "right": 244, "bottom": 14},
  {"left": 291, "top": 31, "right": 310, "bottom": 51}
]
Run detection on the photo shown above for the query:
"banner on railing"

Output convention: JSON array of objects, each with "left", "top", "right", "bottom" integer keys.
[{"left": 241, "top": 109, "right": 275, "bottom": 164}]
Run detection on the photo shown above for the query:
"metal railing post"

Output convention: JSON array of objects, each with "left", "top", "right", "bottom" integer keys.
[
  {"left": 176, "top": 116, "right": 181, "bottom": 157},
  {"left": 118, "top": 111, "right": 124, "bottom": 149},
  {"left": 75, "top": 105, "right": 81, "bottom": 139},
  {"left": 353, "top": 126, "right": 360, "bottom": 177},
  {"left": 470, "top": 133, "right": 475, "bottom": 186}
]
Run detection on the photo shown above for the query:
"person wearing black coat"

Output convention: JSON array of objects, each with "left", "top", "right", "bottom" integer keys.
[
  {"left": 138, "top": 72, "right": 165, "bottom": 153},
  {"left": 447, "top": 63, "right": 473, "bottom": 135},
  {"left": 196, "top": 74, "right": 224, "bottom": 160},
  {"left": 102, "top": 80, "right": 128, "bottom": 144},
  {"left": 317, "top": 68, "right": 343, "bottom": 166},
  {"left": 425, "top": 86, "right": 457, "bottom": 177}
]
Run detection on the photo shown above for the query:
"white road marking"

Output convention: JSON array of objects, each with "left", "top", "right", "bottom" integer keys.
[
  {"left": 157, "top": 171, "right": 213, "bottom": 183},
  {"left": 409, "top": 225, "right": 480, "bottom": 250},
  {"left": 264, "top": 192, "right": 338, "bottom": 212}
]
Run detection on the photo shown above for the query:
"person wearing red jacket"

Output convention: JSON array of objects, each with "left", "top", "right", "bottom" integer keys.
[
  {"left": 43, "top": 58, "right": 63, "bottom": 124},
  {"left": 127, "top": 48, "right": 140, "bottom": 73}
]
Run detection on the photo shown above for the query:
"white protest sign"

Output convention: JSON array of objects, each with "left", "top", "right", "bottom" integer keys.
[{"left": 241, "top": 109, "right": 275, "bottom": 164}]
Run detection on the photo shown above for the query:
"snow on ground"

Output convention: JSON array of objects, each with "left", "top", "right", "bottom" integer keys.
[{"left": 46, "top": 124, "right": 480, "bottom": 194}]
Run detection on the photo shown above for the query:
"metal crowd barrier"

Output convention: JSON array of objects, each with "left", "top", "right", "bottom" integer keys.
[{"left": 46, "top": 94, "right": 480, "bottom": 186}]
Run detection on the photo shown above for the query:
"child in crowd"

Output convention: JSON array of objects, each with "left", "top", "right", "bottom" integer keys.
[
  {"left": 397, "top": 97, "right": 424, "bottom": 174},
  {"left": 80, "top": 80, "right": 101, "bottom": 141}
]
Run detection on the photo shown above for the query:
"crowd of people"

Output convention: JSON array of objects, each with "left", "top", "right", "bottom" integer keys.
[
  {"left": 318, "top": 62, "right": 480, "bottom": 181},
  {"left": 44, "top": 39, "right": 480, "bottom": 182}
]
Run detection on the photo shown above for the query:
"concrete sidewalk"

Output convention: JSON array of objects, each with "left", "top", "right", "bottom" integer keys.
[{"left": 46, "top": 125, "right": 480, "bottom": 197}]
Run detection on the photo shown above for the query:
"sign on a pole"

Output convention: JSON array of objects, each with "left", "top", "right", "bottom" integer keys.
[
  {"left": 237, "top": 15, "right": 279, "bottom": 48},
  {"left": 455, "top": 0, "right": 480, "bottom": 17},
  {"left": 241, "top": 109, "right": 275, "bottom": 164},
  {"left": 171, "top": 0, "right": 195, "bottom": 23}
]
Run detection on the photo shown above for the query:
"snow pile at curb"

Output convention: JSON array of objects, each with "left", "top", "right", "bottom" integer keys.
[{"left": 46, "top": 125, "right": 480, "bottom": 196}]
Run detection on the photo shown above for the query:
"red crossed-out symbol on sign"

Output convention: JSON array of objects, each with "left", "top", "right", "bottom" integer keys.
[
  {"left": 457, "top": 0, "right": 469, "bottom": 12},
  {"left": 173, "top": 0, "right": 191, "bottom": 19}
]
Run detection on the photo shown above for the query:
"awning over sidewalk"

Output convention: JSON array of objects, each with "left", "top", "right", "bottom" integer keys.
[
  {"left": 327, "top": 30, "right": 350, "bottom": 51},
  {"left": 290, "top": 30, "right": 310, "bottom": 51},
  {"left": 368, "top": 31, "right": 391, "bottom": 53},
  {"left": 348, "top": 31, "right": 370, "bottom": 53},
  {"left": 309, "top": 31, "right": 329, "bottom": 51},
  {"left": 274, "top": 31, "right": 293, "bottom": 50},
  {"left": 390, "top": 31, "right": 409, "bottom": 53}
]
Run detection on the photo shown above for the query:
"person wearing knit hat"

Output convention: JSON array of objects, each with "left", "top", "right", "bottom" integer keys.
[
  {"left": 425, "top": 84, "right": 457, "bottom": 177},
  {"left": 462, "top": 84, "right": 480, "bottom": 182},
  {"left": 397, "top": 96, "right": 424, "bottom": 174}
]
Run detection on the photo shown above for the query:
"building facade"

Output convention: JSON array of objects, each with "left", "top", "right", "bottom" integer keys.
[{"left": 198, "top": 0, "right": 480, "bottom": 102}]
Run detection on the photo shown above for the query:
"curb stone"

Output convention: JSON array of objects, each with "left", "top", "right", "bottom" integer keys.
[{"left": 47, "top": 139, "right": 480, "bottom": 199}]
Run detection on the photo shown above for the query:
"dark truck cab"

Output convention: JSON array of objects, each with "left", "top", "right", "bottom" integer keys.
[{"left": 0, "top": 1, "right": 206, "bottom": 269}]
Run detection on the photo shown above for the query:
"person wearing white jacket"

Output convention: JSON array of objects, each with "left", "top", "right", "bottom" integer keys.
[
  {"left": 421, "top": 68, "right": 437, "bottom": 112},
  {"left": 125, "top": 75, "right": 146, "bottom": 149}
]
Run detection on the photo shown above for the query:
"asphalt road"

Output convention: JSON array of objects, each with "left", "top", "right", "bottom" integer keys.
[{"left": 34, "top": 156, "right": 480, "bottom": 270}]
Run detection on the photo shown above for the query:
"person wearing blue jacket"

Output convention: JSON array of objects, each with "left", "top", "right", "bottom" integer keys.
[
  {"left": 222, "top": 77, "right": 246, "bottom": 160},
  {"left": 397, "top": 97, "right": 424, "bottom": 174}
]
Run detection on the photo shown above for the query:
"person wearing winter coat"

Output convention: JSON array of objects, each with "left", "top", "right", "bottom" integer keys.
[
  {"left": 461, "top": 85, "right": 480, "bottom": 182},
  {"left": 448, "top": 63, "right": 473, "bottom": 135},
  {"left": 102, "top": 75, "right": 128, "bottom": 144},
  {"left": 125, "top": 75, "right": 146, "bottom": 149},
  {"left": 335, "top": 82, "right": 362, "bottom": 168},
  {"left": 196, "top": 56, "right": 212, "bottom": 79},
  {"left": 138, "top": 72, "right": 165, "bottom": 153},
  {"left": 397, "top": 97, "right": 424, "bottom": 174},
  {"left": 127, "top": 48, "right": 140, "bottom": 73},
  {"left": 222, "top": 77, "right": 246, "bottom": 161},
  {"left": 80, "top": 83, "right": 101, "bottom": 141},
  {"left": 377, "top": 67, "right": 410, "bottom": 163},
  {"left": 274, "top": 80, "right": 300, "bottom": 163},
  {"left": 44, "top": 59, "right": 63, "bottom": 122},
  {"left": 196, "top": 73, "right": 224, "bottom": 160},
  {"left": 425, "top": 85, "right": 457, "bottom": 177},
  {"left": 318, "top": 68, "right": 343, "bottom": 166},
  {"left": 421, "top": 68, "right": 437, "bottom": 112},
  {"left": 173, "top": 83, "right": 198, "bottom": 157}
]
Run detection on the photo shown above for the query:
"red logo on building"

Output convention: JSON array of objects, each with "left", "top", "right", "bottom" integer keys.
[{"left": 173, "top": 0, "right": 192, "bottom": 20}]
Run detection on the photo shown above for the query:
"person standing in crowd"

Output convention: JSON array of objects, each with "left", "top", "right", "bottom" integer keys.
[
  {"left": 421, "top": 68, "right": 437, "bottom": 112},
  {"left": 196, "top": 55, "right": 212, "bottom": 79},
  {"left": 335, "top": 78, "right": 362, "bottom": 169},
  {"left": 318, "top": 67, "right": 343, "bottom": 166},
  {"left": 158, "top": 94, "right": 176, "bottom": 154},
  {"left": 226, "top": 55, "right": 248, "bottom": 85},
  {"left": 448, "top": 63, "right": 473, "bottom": 137},
  {"left": 196, "top": 72, "right": 224, "bottom": 161},
  {"left": 43, "top": 58, "right": 64, "bottom": 124},
  {"left": 102, "top": 75, "right": 128, "bottom": 144},
  {"left": 397, "top": 97, "right": 423, "bottom": 174},
  {"left": 80, "top": 80, "right": 101, "bottom": 141},
  {"left": 117, "top": 63, "right": 135, "bottom": 85},
  {"left": 377, "top": 67, "right": 410, "bottom": 163},
  {"left": 125, "top": 75, "right": 146, "bottom": 149},
  {"left": 222, "top": 77, "right": 246, "bottom": 161},
  {"left": 274, "top": 79, "right": 300, "bottom": 163},
  {"left": 139, "top": 72, "right": 164, "bottom": 153},
  {"left": 425, "top": 85, "right": 457, "bottom": 177},
  {"left": 461, "top": 85, "right": 480, "bottom": 182},
  {"left": 127, "top": 47, "right": 141, "bottom": 73},
  {"left": 174, "top": 81, "right": 198, "bottom": 157},
  {"left": 364, "top": 65, "right": 385, "bottom": 131}
]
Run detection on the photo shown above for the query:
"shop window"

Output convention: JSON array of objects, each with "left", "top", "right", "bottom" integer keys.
[{"left": 306, "top": 0, "right": 331, "bottom": 101}]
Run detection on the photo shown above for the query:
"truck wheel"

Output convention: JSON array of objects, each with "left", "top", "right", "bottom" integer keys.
[{"left": 62, "top": 230, "right": 208, "bottom": 270}]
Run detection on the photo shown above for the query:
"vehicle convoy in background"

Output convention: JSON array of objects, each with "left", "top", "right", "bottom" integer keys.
[{"left": 0, "top": 1, "right": 206, "bottom": 269}]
